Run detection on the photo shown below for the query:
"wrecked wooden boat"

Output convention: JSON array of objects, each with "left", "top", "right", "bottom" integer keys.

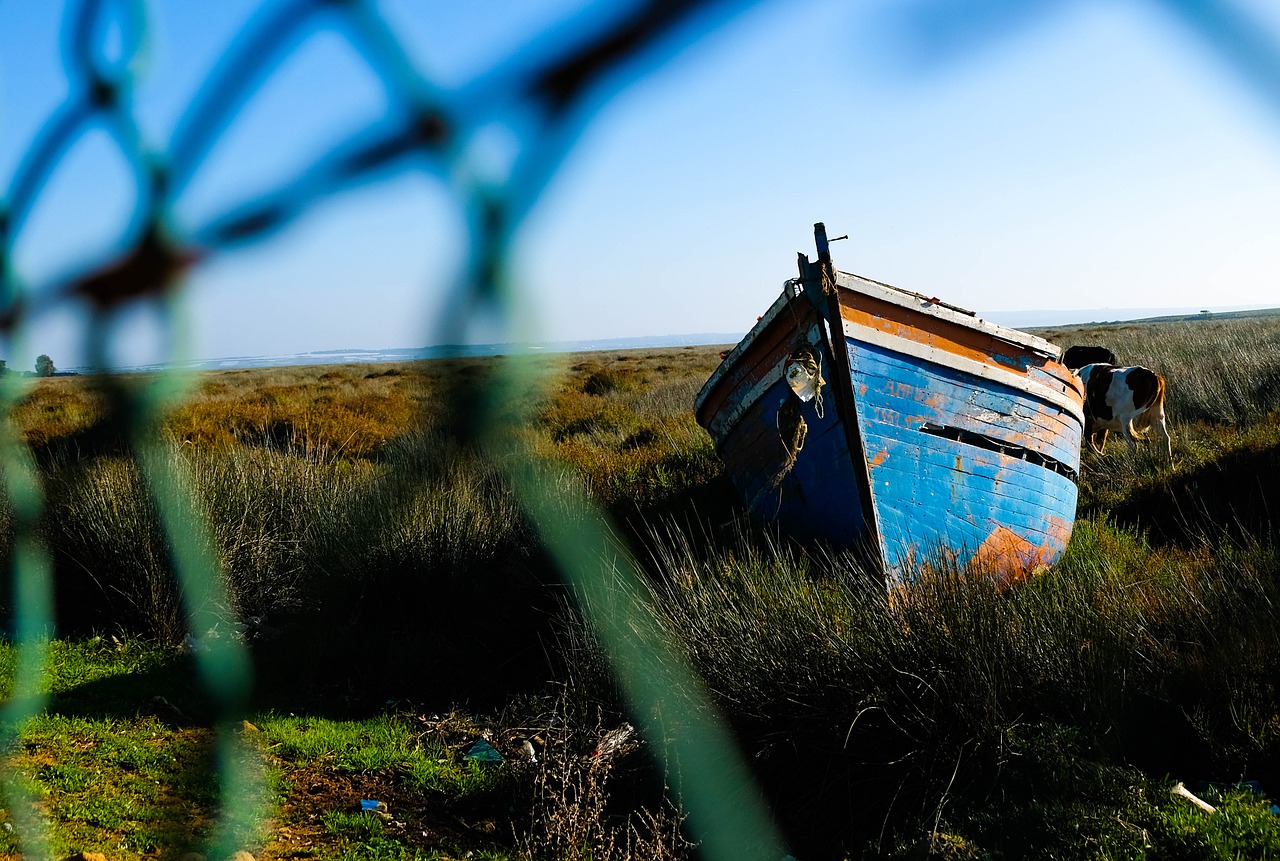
[{"left": 695, "top": 223, "right": 1086, "bottom": 585}]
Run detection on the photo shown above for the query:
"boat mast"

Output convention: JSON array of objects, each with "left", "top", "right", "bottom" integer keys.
[{"left": 814, "top": 222, "right": 833, "bottom": 277}]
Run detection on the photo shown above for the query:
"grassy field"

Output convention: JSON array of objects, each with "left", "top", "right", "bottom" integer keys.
[{"left": 1, "top": 313, "right": 1280, "bottom": 859}]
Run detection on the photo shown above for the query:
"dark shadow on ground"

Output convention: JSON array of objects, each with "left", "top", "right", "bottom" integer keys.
[
  {"left": 250, "top": 550, "right": 567, "bottom": 718},
  {"left": 1110, "top": 441, "right": 1280, "bottom": 547},
  {"left": 39, "top": 652, "right": 214, "bottom": 725}
]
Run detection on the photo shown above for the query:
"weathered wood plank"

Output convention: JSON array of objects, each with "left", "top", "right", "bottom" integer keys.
[{"left": 851, "top": 342, "right": 1082, "bottom": 471}]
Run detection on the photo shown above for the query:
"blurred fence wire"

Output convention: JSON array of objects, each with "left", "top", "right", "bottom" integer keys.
[
  {"left": 5, "top": 0, "right": 1280, "bottom": 858},
  {"left": 0, "top": 0, "right": 789, "bottom": 858}
]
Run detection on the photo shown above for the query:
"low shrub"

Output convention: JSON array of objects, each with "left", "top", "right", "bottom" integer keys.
[{"left": 563, "top": 516, "right": 1280, "bottom": 856}]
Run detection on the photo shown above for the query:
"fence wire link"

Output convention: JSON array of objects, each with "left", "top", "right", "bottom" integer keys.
[
  {"left": 11, "top": 0, "right": 1277, "bottom": 856},
  {"left": 0, "top": 1, "right": 789, "bottom": 858}
]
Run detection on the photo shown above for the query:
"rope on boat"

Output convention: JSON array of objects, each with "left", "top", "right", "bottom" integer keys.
[
  {"left": 749, "top": 343, "right": 829, "bottom": 517},
  {"left": 773, "top": 396, "right": 808, "bottom": 489},
  {"left": 774, "top": 344, "right": 826, "bottom": 484},
  {"left": 821, "top": 260, "right": 839, "bottom": 296}
]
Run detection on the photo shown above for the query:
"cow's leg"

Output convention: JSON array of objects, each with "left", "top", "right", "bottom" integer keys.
[
  {"left": 1138, "top": 400, "right": 1174, "bottom": 464},
  {"left": 1156, "top": 414, "right": 1172, "bottom": 463}
]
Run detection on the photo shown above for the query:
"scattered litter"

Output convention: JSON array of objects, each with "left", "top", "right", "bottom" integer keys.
[
  {"left": 181, "top": 617, "right": 271, "bottom": 654},
  {"left": 360, "top": 800, "right": 387, "bottom": 813},
  {"left": 784, "top": 346, "right": 824, "bottom": 409},
  {"left": 182, "top": 628, "right": 224, "bottom": 654},
  {"left": 464, "top": 739, "right": 503, "bottom": 762},
  {"left": 521, "top": 739, "right": 537, "bottom": 763},
  {"left": 591, "top": 723, "right": 636, "bottom": 758},
  {"left": 1193, "top": 779, "right": 1280, "bottom": 815},
  {"left": 1172, "top": 782, "right": 1216, "bottom": 814}
]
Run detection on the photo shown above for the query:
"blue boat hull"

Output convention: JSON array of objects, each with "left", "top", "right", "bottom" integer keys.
[
  {"left": 695, "top": 226, "right": 1085, "bottom": 586},
  {"left": 848, "top": 339, "right": 1080, "bottom": 583}
]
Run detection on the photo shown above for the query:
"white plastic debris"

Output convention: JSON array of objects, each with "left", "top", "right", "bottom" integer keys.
[
  {"left": 785, "top": 360, "right": 819, "bottom": 403},
  {"left": 1172, "top": 782, "right": 1216, "bottom": 814}
]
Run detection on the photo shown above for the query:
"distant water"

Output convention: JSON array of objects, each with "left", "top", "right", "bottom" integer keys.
[
  {"left": 78, "top": 303, "right": 1279, "bottom": 374},
  {"left": 100, "top": 333, "right": 746, "bottom": 373}
]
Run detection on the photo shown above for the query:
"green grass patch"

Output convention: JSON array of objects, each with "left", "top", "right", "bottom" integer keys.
[
  {"left": 891, "top": 723, "right": 1280, "bottom": 860},
  {"left": 10, "top": 714, "right": 223, "bottom": 858},
  {"left": 258, "top": 713, "right": 507, "bottom": 800}
]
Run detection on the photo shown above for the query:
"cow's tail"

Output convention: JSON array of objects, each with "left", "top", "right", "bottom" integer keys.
[{"left": 1128, "top": 373, "right": 1167, "bottom": 439}]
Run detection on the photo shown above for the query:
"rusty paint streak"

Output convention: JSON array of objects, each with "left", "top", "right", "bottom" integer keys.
[{"left": 968, "top": 526, "right": 1046, "bottom": 585}]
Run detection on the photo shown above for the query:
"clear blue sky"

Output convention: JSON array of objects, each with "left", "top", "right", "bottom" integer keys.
[{"left": 3, "top": 0, "right": 1280, "bottom": 369}]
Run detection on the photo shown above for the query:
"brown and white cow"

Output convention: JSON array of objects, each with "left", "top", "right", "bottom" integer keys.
[{"left": 1076, "top": 363, "right": 1172, "bottom": 462}]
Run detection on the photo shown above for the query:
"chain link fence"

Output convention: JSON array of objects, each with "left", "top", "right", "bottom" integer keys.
[
  {"left": 3, "top": 0, "right": 1279, "bottom": 858},
  {"left": 0, "top": 1, "right": 791, "bottom": 858}
]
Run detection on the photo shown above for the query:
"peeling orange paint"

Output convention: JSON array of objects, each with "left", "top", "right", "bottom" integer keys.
[
  {"left": 967, "top": 516, "right": 1075, "bottom": 586},
  {"left": 868, "top": 449, "right": 889, "bottom": 467},
  {"left": 969, "top": 526, "right": 1046, "bottom": 585},
  {"left": 1041, "top": 514, "right": 1075, "bottom": 548}
]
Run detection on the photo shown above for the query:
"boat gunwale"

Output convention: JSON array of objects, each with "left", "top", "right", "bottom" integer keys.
[
  {"left": 836, "top": 271, "right": 1064, "bottom": 359},
  {"left": 696, "top": 280, "right": 1086, "bottom": 443},
  {"left": 693, "top": 283, "right": 799, "bottom": 419}
]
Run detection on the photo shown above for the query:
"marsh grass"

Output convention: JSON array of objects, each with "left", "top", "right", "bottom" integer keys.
[
  {"left": 10, "top": 379, "right": 102, "bottom": 451},
  {"left": 5, "top": 318, "right": 1280, "bottom": 858},
  {"left": 259, "top": 713, "right": 505, "bottom": 798},
  {"left": 0, "top": 641, "right": 528, "bottom": 861},
  {"left": 515, "top": 694, "right": 691, "bottom": 861},
  {"left": 921, "top": 722, "right": 1280, "bottom": 861},
  {"left": 0, "top": 639, "right": 261, "bottom": 861},
  {"left": 166, "top": 365, "right": 427, "bottom": 457},
  {"left": 583, "top": 515, "right": 1280, "bottom": 854},
  {"left": 527, "top": 350, "right": 723, "bottom": 505}
]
